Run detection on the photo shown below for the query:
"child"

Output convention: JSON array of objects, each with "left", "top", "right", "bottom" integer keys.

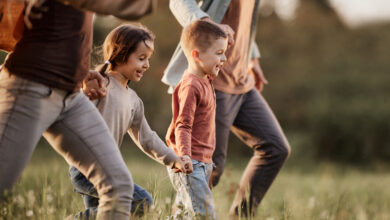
[
  {"left": 68, "top": 24, "right": 191, "bottom": 218},
  {"left": 166, "top": 20, "right": 228, "bottom": 219}
]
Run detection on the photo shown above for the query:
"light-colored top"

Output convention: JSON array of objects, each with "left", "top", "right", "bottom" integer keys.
[
  {"left": 166, "top": 71, "right": 216, "bottom": 163},
  {"left": 213, "top": 0, "right": 255, "bottom": 94},
  {"left": 162, "top": 0, "right": 261, "bottom": 93},
  {"left": 94, "top": 75, "right": 178, "bottom": 166}
]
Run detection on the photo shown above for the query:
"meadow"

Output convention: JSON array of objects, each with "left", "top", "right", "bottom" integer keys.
[{"left": 0, "top": 138, "right": 389, "bottom": 220}]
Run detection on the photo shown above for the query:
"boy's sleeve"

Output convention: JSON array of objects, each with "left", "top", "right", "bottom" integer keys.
[
  {"left": 57, "top": 0, "right": 156, "bottom": 20},
  {"left": 169, "top": 0, "right": 209, "bottom": 27},
  {"left": 174, "top": 84, "right": 198, "bottom": 157},
  {"left": 127, "top": 97, "right": 178, "bottom": 167}
]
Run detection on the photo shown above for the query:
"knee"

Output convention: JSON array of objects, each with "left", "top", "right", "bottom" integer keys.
[
  {"left": 142, "top": 192, "right": 154, "bottom": 209},
  {"left": 117, "top": 172, "right": 134, "bottom": 196},
  {"left": 131, "top": 189, "right": 153, "bottom": 215},
  {"left": 275, "top": 141, "right": 291, "bottom": 161},
  {"left": 108, "top": 169, "right": 134, "bottom": 202},
  {"left": 257, "top": 140, "right": 291, "bottom": 162}
]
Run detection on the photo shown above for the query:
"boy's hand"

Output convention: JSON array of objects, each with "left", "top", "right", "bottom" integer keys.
[
  {"left": 172, "top": 155, "right": 193, "bottom": 174},
  {"left": 249, "top": 58, "right": 268, "bottom": 92},
  {"left": 83, "top": 70, "right": 107, "bottom": 100}
]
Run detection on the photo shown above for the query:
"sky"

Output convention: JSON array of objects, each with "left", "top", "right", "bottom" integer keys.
[{"left": 269, "top": 0, "right": 390, "bottom": 27}]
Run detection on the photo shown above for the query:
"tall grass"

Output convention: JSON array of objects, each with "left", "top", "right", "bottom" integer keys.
[{"left": 1, "top": 140, "right": 389, "bottom": 220}]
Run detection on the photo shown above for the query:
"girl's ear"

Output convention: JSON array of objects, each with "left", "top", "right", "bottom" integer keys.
[{"left": 191, "top": 49, "right": 200, "bottom": 61}]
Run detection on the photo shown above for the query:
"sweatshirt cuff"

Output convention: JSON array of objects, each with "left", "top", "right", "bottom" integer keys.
[{"left": 163, "top": 150, "right": 180, "bottom": 167}]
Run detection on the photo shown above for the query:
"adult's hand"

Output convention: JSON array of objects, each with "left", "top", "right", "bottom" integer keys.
[
  {"left": 83, "top": 70, "right": 107, "bottom": 100},
  {"left": 24, "top": 0, "right": 48, "bottom": 29},
  {"left": 249, "top": 58, "right": 268, "bottom": 92},
  {"left": 201, "top": 17, "right": 235, "bottom": 48}
]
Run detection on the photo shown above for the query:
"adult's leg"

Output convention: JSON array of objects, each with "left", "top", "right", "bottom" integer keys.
[
  {"left": 43, "top": 92, "right": 133, "bottom": 220},
  {"left": 209, "top": 90, "right": 244, "bottom": 187},
  {"left": 0, "top": 71, "right": 59, "bottom": 196},
  {"left": 230, "top": 89, "right": 291, "bottom": 217}
]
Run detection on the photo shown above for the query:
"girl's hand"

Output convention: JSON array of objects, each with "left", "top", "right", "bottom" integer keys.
[{"left": 172, "top": 155, "right": 193, "bottom": 174}]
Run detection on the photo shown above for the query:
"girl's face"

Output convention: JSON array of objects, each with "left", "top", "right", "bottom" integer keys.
[{"left": 116, "top": 40, "right": 154, "bottom": 82}]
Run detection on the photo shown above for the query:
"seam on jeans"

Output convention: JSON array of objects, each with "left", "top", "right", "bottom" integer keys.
[
  {"left": 57, "top": 119, "right": 117, "bottom": 192},
  {"left": 0, "top": 83, "right": 21, "bottom": 146},
  {"left": 186, "top": 174, "right": 199, "bottom": 213}
]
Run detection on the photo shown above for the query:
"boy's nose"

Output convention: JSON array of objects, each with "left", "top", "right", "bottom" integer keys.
[{"left": 221, "top": 54, "right": 227, "bottom": 62}]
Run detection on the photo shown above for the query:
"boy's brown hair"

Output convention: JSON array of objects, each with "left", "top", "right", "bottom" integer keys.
[{"left": 181, "top": 20, "right": 227, "bottom": 57}]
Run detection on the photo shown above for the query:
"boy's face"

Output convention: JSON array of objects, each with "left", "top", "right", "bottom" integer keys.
[
  {"left": 196, "top": 37, "right": 228, "bottom": 78},
  {"left": 118, "top": 40, "right": 154, "bottom": 82}
]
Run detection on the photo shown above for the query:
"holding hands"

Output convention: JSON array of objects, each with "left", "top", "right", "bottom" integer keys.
[
  {"left": 82, "top": 70, "right": 107, "bottom": 100},
  {"left": 172, "top": 155, "right": 193, "bottom": 174}
]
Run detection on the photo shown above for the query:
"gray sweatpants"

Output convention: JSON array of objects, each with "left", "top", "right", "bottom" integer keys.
[
  {"left": 0, "top": 69, "right": 133, "bottom": 220},
  {"left": 211, "top": 89, "right": 291, "bottom": 217}
]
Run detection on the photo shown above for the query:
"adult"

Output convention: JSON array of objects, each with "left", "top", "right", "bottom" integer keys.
[
  {"left": 0, "top": 0, "right": 155, "bottom": 219},
  {"left": 162, "top": 0, "right": 291, "bottom": 217}
]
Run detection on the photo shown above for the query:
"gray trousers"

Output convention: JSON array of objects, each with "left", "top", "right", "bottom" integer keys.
[
  {"left": 0, "top": 69, "right": 133, "bottom": 220},
  {"left": 211, "top": 89, "right": 291, "bottom": 217}
]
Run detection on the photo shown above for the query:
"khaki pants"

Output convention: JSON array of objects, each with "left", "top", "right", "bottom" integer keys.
[{"left": 0, "top": 69, "right": 133, "bottom": 220}]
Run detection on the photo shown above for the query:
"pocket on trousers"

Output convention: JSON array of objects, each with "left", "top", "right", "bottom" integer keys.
[
  {"left": 17, "top": 80, "right": 52, "bottom": 98},
  {"left": 0, "top": 70, "right": 52, "bottom": 98}
]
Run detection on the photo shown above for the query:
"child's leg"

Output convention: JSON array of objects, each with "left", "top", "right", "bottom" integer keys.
[
  {"left": 70, "top": 165, "right": 153, "bottom": 216},
  {"left": 69, "top": 166, "right": 99, "bottom": 198},
  {"left": 131, "top": 184, "right": 153, "bottom": 215},
  {"left": 168, "top": 160, "right": 216, "bottom": 219}
]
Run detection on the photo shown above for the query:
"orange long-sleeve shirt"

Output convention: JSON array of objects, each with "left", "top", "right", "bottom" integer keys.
[{"left": 166, "top": 71, "right": 216, "bottom": 163}]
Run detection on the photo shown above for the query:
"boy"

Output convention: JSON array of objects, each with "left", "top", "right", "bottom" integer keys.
[{"left": 166, "top": 20, "right": 228, "bottom": 219}]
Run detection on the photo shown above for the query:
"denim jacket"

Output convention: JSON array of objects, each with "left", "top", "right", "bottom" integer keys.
[{"left": 162, "top": 0, "right": 261, "bottom": 92}]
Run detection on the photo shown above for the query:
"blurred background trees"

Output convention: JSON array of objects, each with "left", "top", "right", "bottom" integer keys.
[{"left": 1, "top": 0, "right": 389, "bottom": 164}]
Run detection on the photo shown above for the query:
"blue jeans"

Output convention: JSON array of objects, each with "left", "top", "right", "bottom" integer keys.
[
  {"left": 69, "top": 166, "right": 153, "bottom": 217},
  {"left": 168, "top": 160, "right": 216, "bottom": 219}
]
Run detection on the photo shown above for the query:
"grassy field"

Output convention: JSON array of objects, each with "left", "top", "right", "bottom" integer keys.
[{"left": 1, "top": 139, "right": 389, "bottom": 220}]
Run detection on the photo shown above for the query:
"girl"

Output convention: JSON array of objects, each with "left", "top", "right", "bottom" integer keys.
[{"left": 69, "top": 24, "right": 192, "bottom": 218}]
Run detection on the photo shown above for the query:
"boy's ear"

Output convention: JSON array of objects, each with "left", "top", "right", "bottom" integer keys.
[{"left": 191, "top": 49, "right": 200, "bottom": 61}]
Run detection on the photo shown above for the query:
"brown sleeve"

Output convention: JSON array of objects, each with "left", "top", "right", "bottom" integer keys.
[
  {"left": 57, "top": 0, "right": 157, "bottom": 20},
  {"left": 174, "top": 84, "right": 199, "bottom": 157}
]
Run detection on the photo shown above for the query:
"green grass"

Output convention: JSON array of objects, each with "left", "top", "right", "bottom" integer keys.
[{"left": 1, "top": 140, "right": 389, "bottom": 220}]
